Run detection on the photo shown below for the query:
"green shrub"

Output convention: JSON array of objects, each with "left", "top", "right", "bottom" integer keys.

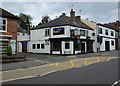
[{"left": 6, "top": 44, "right": 12, "bottom": 56}]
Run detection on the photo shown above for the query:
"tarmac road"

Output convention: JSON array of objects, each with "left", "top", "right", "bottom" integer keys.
[{"left": 3, "top": 58, "right": 119, "bottom": 85}]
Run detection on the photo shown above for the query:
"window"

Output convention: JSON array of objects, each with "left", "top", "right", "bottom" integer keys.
[
  {"left": 65, "top": 43, "right": 70, "bottom": 49},
  {"left": 80, "top": 30, "right": 85, "bottom": 36},
  {"left": 105, "top": 30, "right": 108, "bottom": 35},
  {"left": 111, "top": 41, "right": 114, "bottom": 46},
  {"left": 32, "top": 44, "right": 36, "bottom": 49},
  {"left": 41, "top": 44, "right": 45, "bottom": 49},
  {"left": 70, "top": 29, "right": 75, "bottom": 37},
  {"left": 45, "top": 29, "right": 50, "bottom": 36},
  {"left": 111, "top": 31, "right": 114, "bottom": 36},
  {"left": 37, "top": 44, "right": 40, "bottom": 49},
  {"left": 52, "top": 41, "right": 61, "bottom": 51},
  {"left": 0, "top": 18, "right": 7, "bottom": 32},
  {"left": 98, "top": 28, "right": 102, "bottom": 34}
]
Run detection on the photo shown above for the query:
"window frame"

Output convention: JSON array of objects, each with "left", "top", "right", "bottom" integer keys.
[
  {"left": 98, "top": 27, "right": 102, "bottom": 34},
  {"left": 111, "top": 31, "right": 114, "bottom": 36},
  {"left": 41, "top": 43, "right": 45, "bottom": 49},
  {"left": 45, "top": 29, "right": 50, "bottom": 36},
  {"left": 65, "top": 42, "right": 70, "bottom": 49},
  {"left": 0, "top": 18, "right": 7, "bottom": 32},
  {"left": 32, "top": 44, "right": 36, "bottom": 49},
  {"left": 105, "top": 29, "right": 108, "bottom": 35},
  {"left": 111, "top": 41, "right": 114, "bottom": 46},
  {"left": 37, "top": 44, "right": 40, "bottom": 49}
]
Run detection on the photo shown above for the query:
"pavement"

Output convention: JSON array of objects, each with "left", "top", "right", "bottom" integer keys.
[
  {"left": 3, "top": 58, "right": 119, "bottom": 84},
  {"left": 1, "top": 50, "right": 118, "bottom": 71}
]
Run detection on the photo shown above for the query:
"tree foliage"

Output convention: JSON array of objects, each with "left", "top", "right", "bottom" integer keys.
[{"left": 18, "top": 13, "right": 33, "bottom": 31}]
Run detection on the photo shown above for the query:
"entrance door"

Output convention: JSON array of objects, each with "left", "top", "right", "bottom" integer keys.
[
  {"left": 81, "top": 43, "right": 85, "bottom": 54},
  {"left": 105, "top": 41, "right": 110, "bottom": 51},
  {"left": 62, "top": 41, "right": 73, "bottom": 54}
]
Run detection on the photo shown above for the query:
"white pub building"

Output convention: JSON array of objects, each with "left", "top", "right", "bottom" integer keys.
[
  {"left": 28, "top": 9, "right": 115, "bottom": 54},
  {"left": 28, "top": 9, "right": 96, "bottom": 54}
]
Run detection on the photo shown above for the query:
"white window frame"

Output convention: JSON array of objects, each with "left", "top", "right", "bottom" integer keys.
[
  {"left": 45, "top": 29, "right": 50, "bottom": 36},
  {"left": 0, "top": 17, "right": 7, "bottom": 32}
]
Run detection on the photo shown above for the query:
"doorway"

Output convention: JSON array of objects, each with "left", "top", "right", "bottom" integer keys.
[
  {"left": 81, "top": 43, "right": 85, "bottom": 54},
  {"left": 105, "top": 41, "right": 110, "bottom": 51}
]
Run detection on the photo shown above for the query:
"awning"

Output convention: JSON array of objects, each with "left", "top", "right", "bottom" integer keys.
[{"left": 0, "top": 35, "right": 12, "bottom": 39}]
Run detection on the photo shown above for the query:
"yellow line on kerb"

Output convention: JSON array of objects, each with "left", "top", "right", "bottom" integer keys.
[
  {"left": 97, "top": 57, "right": 100, "bottom": 62},
  {"left": 70, "top": 60, "right": 74, "bottom": 67},
  {"left": 85, "top": 58, "right": 87, "bottom": 65}
]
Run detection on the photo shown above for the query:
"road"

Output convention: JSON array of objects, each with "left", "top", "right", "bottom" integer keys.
[
  {"left": 3, "top": 58, "right": 119, "bottom": 85},
  {"left": 2, "top": 50, "right": 118, "bottom": 71}
]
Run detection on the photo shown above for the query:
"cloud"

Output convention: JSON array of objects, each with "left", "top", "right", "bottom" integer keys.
[{"left": 1, "top": 2, "right": 118, "bottom": 25}]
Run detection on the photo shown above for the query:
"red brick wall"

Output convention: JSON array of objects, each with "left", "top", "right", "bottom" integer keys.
[{"left": 0, "top": 18, "right": 18, "bottom": 55}]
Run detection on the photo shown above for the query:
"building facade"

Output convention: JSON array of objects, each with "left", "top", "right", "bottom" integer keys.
[
  {"left": 17, "top": 27, "right": 29, "bottom": 53},
  {"left": 0, "top": 8, "right": 19, "bottom": 55},
  {"left": 96, "top": 24, "right": 115, "bottom": 52},
  {"left": 28, "top": 9, "right": 96, "bottom": 54}
]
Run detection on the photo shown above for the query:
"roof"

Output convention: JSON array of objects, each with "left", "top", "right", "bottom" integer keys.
[
  {"left": 32, "top": 15, "right": 93, "bottom": 30},
  {"left": 0, "top": 8, "right": 19, "bottom": 19},
  {"left": 17, "top": 27, "right": 27, "bottom": 33},
  {"left": 97, "top": 23, "right": 117, "bottom": 31},
  {"left": 81, "top": 19, "right": 97, "bottom": 29}
]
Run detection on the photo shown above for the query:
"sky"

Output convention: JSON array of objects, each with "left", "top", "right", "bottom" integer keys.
[{"left": 0, "top": 2, "right": 118, "bottom": 26}]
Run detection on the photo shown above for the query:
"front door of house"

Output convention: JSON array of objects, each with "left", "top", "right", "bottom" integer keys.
[
  {"left": 105, "top": 41, "right": 110, "bottom": 51},
  {"left": 81, "top": 43, "right": 85, "bottom": 54},
  {"left": 62, "top": 41, "right": 73, "bottom": 54}
]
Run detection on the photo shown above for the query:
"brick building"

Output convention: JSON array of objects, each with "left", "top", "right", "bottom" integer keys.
[{"left": 0, "top": 8, "right": 19, "bottom": 55}]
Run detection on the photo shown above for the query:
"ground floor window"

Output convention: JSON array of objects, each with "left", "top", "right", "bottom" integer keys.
[
  {"left": 37, "top": 44, "right": 40, "bottom": 49},
  {"left": 52, "top": 41, "right": 61, "bottom": 51},
  {"left": 65, "top": 42, "right": 70, "bottom": 49},
  {"left": 111, "top": 41, "right": 114, "bottom": 46},
  {"left": 32, "top": 44, "right": 36, "bottom": 49},
  {"left": 41, "top": 44, "right": 45, "bottom": 49}
]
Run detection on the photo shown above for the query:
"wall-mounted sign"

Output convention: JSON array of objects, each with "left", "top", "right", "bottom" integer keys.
[{"left": 53, "top": 27, "right": 64, "bottom": 35}]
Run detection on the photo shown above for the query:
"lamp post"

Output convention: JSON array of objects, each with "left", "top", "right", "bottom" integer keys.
[{"left": 97, "top": 27, "right": 101, "bottom": 56}]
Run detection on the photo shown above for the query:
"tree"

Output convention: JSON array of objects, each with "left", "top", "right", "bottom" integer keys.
[
  {"left": 41, "top": 15, "right": 51, "bottom": 24},
  {"left": 18, "top": 13, "right": 33, "bottom": 31},
  {"left": 6, "top": 44, "right": 12, "bottom": 56}
]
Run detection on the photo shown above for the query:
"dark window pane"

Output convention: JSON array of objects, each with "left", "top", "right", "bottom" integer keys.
[
  {"left": 32, "top": 44, "right": 36, "bottom": 49},
  {"left": 105, "top": 30, "right": 108, "bottom": 35},
  {"left": 41, "top": 44, "right": 45, "bottom": 49},
  {"left": 99, "top": 28, "right": 102, "bottom": 34},
  {"left": 111, "top": 31, "right": 114, "bottom": 36},
  {"left": 111, "top": 41, "right": 114, "bottom": 46},
  {"left": 80, "top": 30, "right": 85, "bottom": 36},
  {"left": 37, "top": 44, "right": 40, "bottom": 49},
  {"left": 3, "top": 19, "right": 6, "bottom": 25},
  {"left": 2, "top": 26, "right": 6, "bottom": 31},
  {"left": 52, "top": 41, "right": 61, "bottom": 51},
  {"left": 65, "top": 43, "right": 70, "bottom": 49}
]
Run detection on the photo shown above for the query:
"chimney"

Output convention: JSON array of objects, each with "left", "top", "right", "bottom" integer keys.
[
  {"left": 75, "top": 16, "right": 81, "bottom": 21},
  {"left": 70, "top": 9, "right": 75, "bottom": 21}
]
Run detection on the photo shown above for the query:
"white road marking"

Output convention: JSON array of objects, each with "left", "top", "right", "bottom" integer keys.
[{"left": 111, "top": 80, "right": 120, "bottom": 86}]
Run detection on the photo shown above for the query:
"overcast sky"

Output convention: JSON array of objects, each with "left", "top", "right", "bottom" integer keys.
[{"left": 0, "top": 2, "right": 118, "bottom": 26}]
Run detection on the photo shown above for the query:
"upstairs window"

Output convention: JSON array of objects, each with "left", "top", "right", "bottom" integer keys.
[
  {"left": 98, "top": 27, "right": 102, "bottom": 34},
  {"left": 80, "top": 30, "right": 85, "bottom": 36},
  {"left": 45, "top": 29, "right": 50, "bottom": 36},
  {"left": 105, "top": 29, "right": 108, "bottom": 35},
  {"left": 0, "top": 18, "right": 7, "bottom": 32},
  {"left": 70, "top": 29, "right": 75, "bottom": 37},
  {"left": 111, "top": 31, "right": 114, "bottom": 36}
]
